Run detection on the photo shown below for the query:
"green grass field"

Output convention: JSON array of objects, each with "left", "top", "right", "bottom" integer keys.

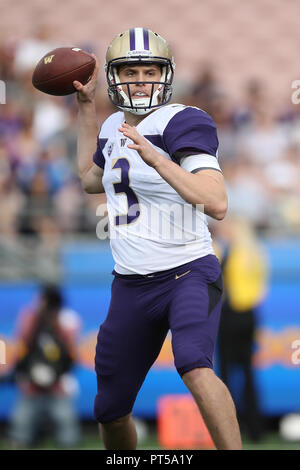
[{"left": 1, "top": 428, "right": 300, "bottom": 450}]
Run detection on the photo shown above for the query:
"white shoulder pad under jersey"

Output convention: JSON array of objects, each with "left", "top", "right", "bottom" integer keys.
[{"left": 92, "top": 104, "right": 218, "bottom": 275}]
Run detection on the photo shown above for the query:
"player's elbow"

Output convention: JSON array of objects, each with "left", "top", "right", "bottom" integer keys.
[
  {"left": 80, "top": 177, "right": 92, "bottom": 193},
  {"left": 81, "top": 180, "right": 94, "bottom": 193},
  {"left": 80, "top": 167, "right": 104, "bottom": 194},
  {"left": 80, "top": 178, "right": 101, "bottom": 194},
  {"left": 206, "top": 197, "right": 228, "bottom": 220},
  {"left": 213, "top": 207, "right": 227, "bottom": 220},
  {"left": 212, "top": 200, "right": 228, "bottom": 220}
]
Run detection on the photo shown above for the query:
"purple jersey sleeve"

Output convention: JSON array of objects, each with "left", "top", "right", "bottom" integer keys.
[
  {"left": 93, "top": 138, "right": 107, "bottom": 169},
  {"left": 163, "top": 107, "right": 219, "bottom": 160}
]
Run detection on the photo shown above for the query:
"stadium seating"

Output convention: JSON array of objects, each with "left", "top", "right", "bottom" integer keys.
[{"left": 1, "top": 0, "right": 299, "bottom": 104}]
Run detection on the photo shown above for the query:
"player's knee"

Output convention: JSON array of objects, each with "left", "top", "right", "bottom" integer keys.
[
  {"left": 99, "top": 413, "right": 132, "bottom": 429},
  {"left": 182, "top": 366, "right": 214, "bottom": 390},
  {"left": 94, "top": 393, "right": 132, "bottom": 425}
]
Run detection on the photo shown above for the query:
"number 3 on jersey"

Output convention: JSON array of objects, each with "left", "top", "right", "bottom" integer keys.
[{"left": 112, "top": 158, "right": 141, "bottom": 226}]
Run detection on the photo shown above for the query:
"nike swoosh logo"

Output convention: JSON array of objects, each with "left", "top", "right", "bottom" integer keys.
[{"left": 175, "top": 270, "right": 191, "bottom": 280}]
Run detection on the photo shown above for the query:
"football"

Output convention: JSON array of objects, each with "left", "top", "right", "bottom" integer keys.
[{"left": 32, "top": 47, "right": 96, "bottom": 96}]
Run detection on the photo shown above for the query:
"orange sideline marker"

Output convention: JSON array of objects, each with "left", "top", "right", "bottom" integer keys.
[{"left": 157, "top": 394, "right": 215, "bottom": 449}]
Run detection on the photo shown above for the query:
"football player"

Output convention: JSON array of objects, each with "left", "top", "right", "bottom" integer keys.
[{"left": 74, "top": 28, "right": 242, "bottom": 450}]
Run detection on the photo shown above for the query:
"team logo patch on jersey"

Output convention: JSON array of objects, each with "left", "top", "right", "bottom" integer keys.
[{"left": 107, "top": 142, "right": 114, "bottom": 157}]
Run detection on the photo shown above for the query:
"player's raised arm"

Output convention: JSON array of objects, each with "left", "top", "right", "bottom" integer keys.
[{"left": 74, "top": 55, "right": 104, "bottom": 194}]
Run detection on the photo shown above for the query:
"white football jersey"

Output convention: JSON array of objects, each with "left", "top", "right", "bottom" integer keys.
[{"left": 93, "top": 104, "right": 222, "bottom": 275}]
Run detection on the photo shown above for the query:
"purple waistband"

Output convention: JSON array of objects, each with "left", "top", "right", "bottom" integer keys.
[{"left": 112, "top": 255, "right": 216, "bottom": 280}]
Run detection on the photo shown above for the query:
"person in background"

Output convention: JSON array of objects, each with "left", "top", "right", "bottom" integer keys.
[
  {"left": 8, "top": 284, "right": 81, "bottom": 447},
  {"left": 215, "top": 216, "right": 268, "bottom": 442}
]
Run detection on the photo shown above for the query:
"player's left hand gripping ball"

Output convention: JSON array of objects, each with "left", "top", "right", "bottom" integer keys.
[{"left": 119, "top": 122, "right": 163, "bottom": 168}]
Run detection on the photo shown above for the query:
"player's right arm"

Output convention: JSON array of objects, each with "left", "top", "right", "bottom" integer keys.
[{"left": 73, "top": 54, "right": 104, "bottom": 194}]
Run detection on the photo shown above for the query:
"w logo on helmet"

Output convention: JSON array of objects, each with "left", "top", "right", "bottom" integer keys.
[{"left": 44, "top": 55, "right": 55, "bottom": 65}]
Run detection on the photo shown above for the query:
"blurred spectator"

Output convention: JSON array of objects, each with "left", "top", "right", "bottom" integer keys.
[
  {"left": 7, "top": 109, "right": 39, "bottom": 165},
  {"left": 54, "top": 180, "right": 86, "bottom": 233},
  {"left": 13, "top": 24, "right": 58, "bottom": 76},
  {"left": 223, "top": 157, "right": 272, "bottom": 230},
  {"left": 207, "top": 87, "right": 239, "bottom": 164},
  {"left": 0, "top": 175, "right": 25, "bottom": 238},
  {"left": 17, "top": 145, "right": 73, "bottom": 236},
  {"left": 234, "top": 79, "right": 267, "bottom": 129},
  {"left": 7, "top": 284, "right": 81, "bottom": 447},
  {"left": 236, "top": 102, "right": 289, "bottom": 167},
  {"left": 32, "top": 96, "right": 69, "bottom": 145},
  {"left": 31, "top": 216, "right": 63, "bottom": 282},
  {"left": 49, "top": 102, "right": 79, "bottom": 172},
  {"left": 215, "top": 217, "right": 268, "bottom": 442},
  {"left": 0, "top": 141, "right": 25, "bottom": 238},
  {"left": 17, "top": 144, "right": 73, "bottom": 195},
  {"left": 0, "top": 100, "right": 24, "bottom": 142},
  {"left": 191, "top": 62, "right": 218, "bottom": 112},
  {"left": 0, "top": 37, "right": 15, "bottom": 82}
]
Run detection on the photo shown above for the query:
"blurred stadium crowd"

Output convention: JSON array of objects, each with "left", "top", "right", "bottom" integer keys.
[
  {"left": 0, "top": 25, "right": 300, "bottom": 280},
  {"left": 1, "top": 1, "right": 300, "bottom": 449}
]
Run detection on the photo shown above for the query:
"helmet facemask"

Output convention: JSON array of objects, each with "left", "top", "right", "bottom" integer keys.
[{"left": 106, "top": 57, "right": 174, "bottom": 115}]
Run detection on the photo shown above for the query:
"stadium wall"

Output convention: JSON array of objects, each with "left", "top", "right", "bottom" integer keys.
[{"left": 0, "top": 238, "right": 300, "bottom": 420}]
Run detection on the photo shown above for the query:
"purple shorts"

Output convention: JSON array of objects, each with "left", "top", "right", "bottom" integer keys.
[{"left": 94, "top": 254, "right": 223, "bottom": 423}]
